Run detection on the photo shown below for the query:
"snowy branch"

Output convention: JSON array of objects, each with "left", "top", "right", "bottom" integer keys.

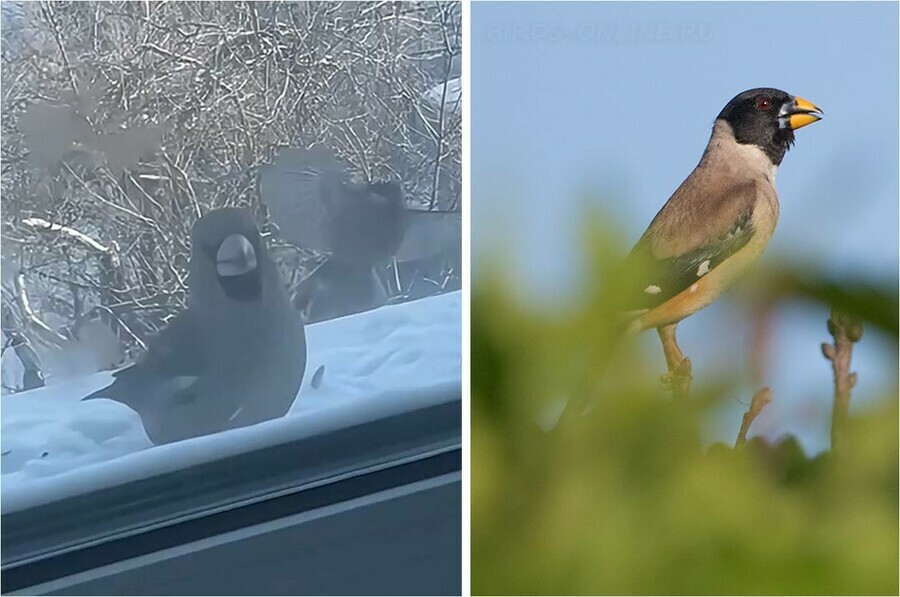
[{"left": 22, "top": 217, "right": 112, "bottom": 255}]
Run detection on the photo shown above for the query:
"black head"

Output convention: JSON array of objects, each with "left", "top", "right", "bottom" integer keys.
[{"left": 716, "top": 88, "right": 823, "bottom": 166}]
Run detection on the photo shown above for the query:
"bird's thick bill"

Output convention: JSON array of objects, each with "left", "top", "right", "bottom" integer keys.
[
  {"left": 785, "top": 96, "right": 823, "bottom": 130},
  {"left": 216, "top": 234, "right": 258, "bottom": 277}
]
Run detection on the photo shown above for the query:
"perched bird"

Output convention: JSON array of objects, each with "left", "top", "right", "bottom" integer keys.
[
  {"left": 83, "top": 208, "right": 306, "bottom": 445},
  {"left": 619, "top": 87, "right": 823, "bottom": 387},
  {"left": 259, "top": 146, "right": 461, "bottom": 322},
  {"left": 550, "top": 88, "right": 823, "bottom": 430},
  {"left": 259, "top": 147, "right": 407, "bottom": 265}
]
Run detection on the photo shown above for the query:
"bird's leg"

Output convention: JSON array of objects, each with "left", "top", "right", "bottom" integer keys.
[
  {"left": 657, "top": 323, "right": 692, "bottom": 400},
  {"left": 370, "top": 265, "right": 391, "bottom": 304},
  {"left": 392, "top": 256, "right": 402, "bottom": 297}
]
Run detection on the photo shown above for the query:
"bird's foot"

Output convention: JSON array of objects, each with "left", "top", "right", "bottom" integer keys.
[{"left": 660, "top": 357, "right": 692, "bottom": 399}]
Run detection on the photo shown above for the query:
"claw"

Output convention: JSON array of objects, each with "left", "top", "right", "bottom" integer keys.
[{"left": 660, "top": 357, "right": 692, "bottom": 387}]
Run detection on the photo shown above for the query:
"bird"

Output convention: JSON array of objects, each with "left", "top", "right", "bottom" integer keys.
[
  {"left": 258, "top": 146, "right": 461, "bottom": 321},
  {"left": 258, "top": 146, "right": 407, "bottom": 265},
  {"left": 83, "top": 208, "right": 307, "bottom": 445},
  {"left": 549, "top": 88, "right": 823, "bottom": 430},
  {"left": 618, "top": 87, "right": 823, "bottom": 391}
]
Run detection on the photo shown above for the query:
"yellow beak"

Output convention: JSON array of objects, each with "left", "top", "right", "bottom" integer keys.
[{"left": 788, "top": 96, "right": 824, "bottom": 130}]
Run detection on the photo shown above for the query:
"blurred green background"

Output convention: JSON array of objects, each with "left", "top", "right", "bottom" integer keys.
[{"left": 471, "top": 213, "right": 898, "bottom": 595}]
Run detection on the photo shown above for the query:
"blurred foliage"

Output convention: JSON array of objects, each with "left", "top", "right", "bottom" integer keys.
[{"left": 472, "top": 213, "right": 898, "bottom": 595}]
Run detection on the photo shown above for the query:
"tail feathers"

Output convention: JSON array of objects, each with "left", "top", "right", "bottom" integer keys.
[
  {"left": 82, "top": 366, "right": 132, "bottom": 402},
  {"left": 544, "top": 314, "right": 641, "bottom": 432},
  {"left": 81, "top": 366, "right": 200, "bottom": 409},
  {"left": 81, "top": 375, "right": 130, "bottom": 404},
  {"left": 258, "top": 147, "right": 344, "bottom": 251}
]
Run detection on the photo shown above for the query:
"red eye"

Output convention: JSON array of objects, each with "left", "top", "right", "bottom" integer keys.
[{"left": 756, "top": 97, "right": 773, "bottom": 111}]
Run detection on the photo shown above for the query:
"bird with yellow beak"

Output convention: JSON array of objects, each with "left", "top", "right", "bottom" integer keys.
[{"left": 618, "top": 88, "right": 823, "bottom": 395}]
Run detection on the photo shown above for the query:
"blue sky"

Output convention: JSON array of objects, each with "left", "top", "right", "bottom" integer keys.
[{"left": 472, "top": 1, "right": 899, "bottom": 452}]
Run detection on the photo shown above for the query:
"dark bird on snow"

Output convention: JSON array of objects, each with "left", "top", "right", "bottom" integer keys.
[
  {"left": 83, "top": 208, "right": 306, "bottom": 445},
  {"left": 258, "top": 146, "right": 460, "bottom": 322}
]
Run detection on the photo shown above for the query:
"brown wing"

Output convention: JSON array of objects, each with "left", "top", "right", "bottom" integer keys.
[{"left": 620, "top": 179, "right": 761, "bottom": 311}]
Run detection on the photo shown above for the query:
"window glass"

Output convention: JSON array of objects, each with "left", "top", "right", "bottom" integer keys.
[{"left": 1, "top": 1, "right": 461, "bottom": 520}]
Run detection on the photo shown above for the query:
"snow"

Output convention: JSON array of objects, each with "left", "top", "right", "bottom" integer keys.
[
  {"left": 423, "top": 77, "right": 462, "bottom": 115},
  {"left": 0, "top": 291, "right": 461, "bottom": 513}
]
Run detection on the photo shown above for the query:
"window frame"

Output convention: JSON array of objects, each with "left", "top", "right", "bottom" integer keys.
[{"left": 1, "top": 396, "right": 461, "bottom": 593}]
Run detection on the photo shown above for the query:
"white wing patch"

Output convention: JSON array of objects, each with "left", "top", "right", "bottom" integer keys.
[
  {"left": 643, "top": 285, "right": 662, "bottom": 295},
  {"left": 696, "top": 260, "right": 711, "bottom": 277}
]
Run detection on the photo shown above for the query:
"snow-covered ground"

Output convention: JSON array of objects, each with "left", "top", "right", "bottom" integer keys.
[
  {"left": 423, "top": 77, "right": 462, "bottom": 115},
  {"left": 1, "top": 291, "right": 461, "bottom": 513}
]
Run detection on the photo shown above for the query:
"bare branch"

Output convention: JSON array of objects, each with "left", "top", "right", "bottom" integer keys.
[
  {"left": 735, "top": 387, "right": 773, "bottom": 447},
  {"left": 2, "top": 1, "right": 461, "bottom": 364},
  {"left": 22, "top": 217, "right": 112, "bottom": 255},
  {"left": 14, "top": 272, "right": 66, "bottom": 346},
  {"left": 822, "top": 308, "right": 863, "bottom": 453}
]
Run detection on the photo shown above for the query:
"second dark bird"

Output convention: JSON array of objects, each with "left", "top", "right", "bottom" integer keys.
[{"left": 259, "top": 147, "right": 461, "bottom": 322}]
